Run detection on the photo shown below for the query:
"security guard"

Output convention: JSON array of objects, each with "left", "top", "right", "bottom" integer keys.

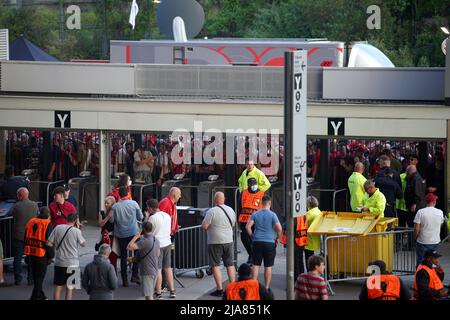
[
  {"left": 224, "top": 263, "right": 273, "bottom": 300},
  {"left": 280, "top": 209, "right": 308, "bottom": 280},
  {"left": 240, "top": 178, "right": 264, "bottom": 263},
  {"left": 348, "top": 162, "right": 367, "bottom": 212},
  {"left": 24, "top": 206, "right": 54, "bottom": 300},
  {"left": 359, "top": 260, "right": 410, "bottom": 300},
  {"left": 414, "top": 250, "right": 448, "bottom": 300},
  {"left": 362, "top": 180, "right": 386, "bottom": 217},
  {"left": 238, "top": 160, "right": 271, "bottom": 193}
]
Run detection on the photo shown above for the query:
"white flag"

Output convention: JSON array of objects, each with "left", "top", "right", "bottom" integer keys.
[{"left": 129, "top": 0, "right": 139, "bottom": 30}]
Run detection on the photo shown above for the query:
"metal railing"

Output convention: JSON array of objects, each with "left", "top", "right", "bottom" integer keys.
[
  {"left": 323, "top": 228, "right": 416, "bottom": 295},
  {"left": 309, "top": 188, "right": 349, "bottom": 212}
]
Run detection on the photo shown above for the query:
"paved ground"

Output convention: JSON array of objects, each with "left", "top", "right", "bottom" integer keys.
[{"left": 0, "top": 224, "right": 449, "bottom": 300}]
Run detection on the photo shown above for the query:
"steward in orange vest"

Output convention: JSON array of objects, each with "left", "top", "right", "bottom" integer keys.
[
  {"left": 25, "top": 217, "right": 52, "bottom": 258},
  {"left": 240, "top": 178, "right": 264, "bottom": 223},
  {"left": 239, "top": 178, "right": 264, "bottom": 264},
  {"left": 280, "top": 215, "right": 308, "bottom": 247},
  {"left": 24, "top": 207, "right": 55, "bottom": 301},
  {"left": 413, "top": 250, "right": 448, "bottom": 300},
  {"left": 224, "top": 263, "right": 274, "bottom": 301},
  {"left": 359, "top": 260, "right": 410, "bottom": 300}
]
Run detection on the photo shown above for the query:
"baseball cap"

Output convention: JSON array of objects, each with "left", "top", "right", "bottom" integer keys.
[
  {"left": 424, "top": 250, "right": 442, "bottom": 259},
  {"left": 247, "top": 177, "right": 257, "bottom": 185},
  {"left": 62, "top": 184, "right": 70, "bottom": 191},
  {"left": 425, "top": 193, "right": 438, "bottom": 202}
]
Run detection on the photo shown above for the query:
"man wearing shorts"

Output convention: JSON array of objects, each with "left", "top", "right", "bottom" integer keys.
[
  {"left": 127, "top": 221, "right": 160, "bottom": 301},
  {"left": 146, "top": 199, "right": 176, "bottom": 299},
  {"left": 246, "top": 195, "right": 282, "bottom": 290},
  {"left": 47, "top": 213, "right": 86, "bottom": 300},
  {"left": 202, "top": 192, "right": 237, "bottom": 297}
]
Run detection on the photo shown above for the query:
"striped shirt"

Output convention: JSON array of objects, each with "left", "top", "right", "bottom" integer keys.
[{"left": 294, "top": 273, "right": 328, "bottom": 300}]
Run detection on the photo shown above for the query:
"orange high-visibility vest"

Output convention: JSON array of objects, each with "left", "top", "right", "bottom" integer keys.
[
  {"left": 366, "top": 274, "right": 401, "bottom": 300},
  {"left": 413, "top": 264, "right": 444, "bottom": 300},
  {"left": 239, "top": 189, "right": 264, "bottom": 223},
  {"left": 280, "top": 215, "right": 308, "bottom": 247},
  {"left": 226, "top": 279, "right": 261, "bottom": 300},
  {"left": 24, "top": 218, "right": 51, "bottom": 258}
]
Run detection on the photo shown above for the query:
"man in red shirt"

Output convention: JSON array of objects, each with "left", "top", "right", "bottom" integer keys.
[
  {"left": 49, "top": 186, "right": 77, "bottom": 228},
  {"left": 159, "top": 187, "right": 181, "bottom": 237}
]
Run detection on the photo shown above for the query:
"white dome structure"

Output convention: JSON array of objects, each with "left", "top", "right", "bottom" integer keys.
[{"left": 348, "top": 43, "right": 395, "bottom": 68}]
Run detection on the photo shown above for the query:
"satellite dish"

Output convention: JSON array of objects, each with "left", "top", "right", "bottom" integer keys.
[
  {"left": 348, "top": 43, "right": 395, "bottom": 68},
  {"left": 157, "top": 0, "right": 205, "bottom": 40}
]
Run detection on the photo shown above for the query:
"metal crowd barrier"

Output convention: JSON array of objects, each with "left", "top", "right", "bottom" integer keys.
[
  {"left": 0, "top": 216, "right": 14, "bottom": 263},
  {"left": 323, "top": 228, "right": 416, "bottom": 295},
  {"left": 172, "top": 224, "right": 211, "bottom": 287}
]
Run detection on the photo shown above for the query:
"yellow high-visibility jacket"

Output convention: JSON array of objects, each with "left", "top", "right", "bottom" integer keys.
[
  {"left": 363, "top": 188, "right": 386, "bottom": 217},
  {"left": 238, "top": 167, "right": 271, "bottom": 193},
  {"left": 348, "top": 172, "right": 367, "bottom": 211}
]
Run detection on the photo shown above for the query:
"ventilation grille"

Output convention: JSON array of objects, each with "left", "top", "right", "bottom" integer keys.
[{"left": 0, "top": 29, "right": 9, "bottom": 61}]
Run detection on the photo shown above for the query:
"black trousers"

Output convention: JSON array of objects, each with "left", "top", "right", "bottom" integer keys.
[
  {"left": 397, "top": 209, "right": 414, "bottom": 228},
  {"left": 240, "top": 222, "right": 253, "bottom": 260},
  {"left": 29, "top": 256, "right": 48, "bottom": 300},
  {"left": 117, "top": 236, "right": 139, "bottom": 281},
  {"left": 294, "top": 247, "right": 315, "bottom": 281}
]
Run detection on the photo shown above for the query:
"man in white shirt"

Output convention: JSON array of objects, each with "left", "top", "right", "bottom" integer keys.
[
  {"left": 146, "top": 199, "right": 175, "bottom": 299},
  {"left": 414, "top": 193, "right": 444, "bottom": 267}
]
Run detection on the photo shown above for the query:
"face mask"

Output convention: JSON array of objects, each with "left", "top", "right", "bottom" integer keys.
[
  {"left": 127, "top": 180, "right": 132, "bottom": 187},
  {"left": 431, "top": 263, "right": 437, "bottom": 268},
  {"left": 250, "top": 185, "right": 258, "bottom": 192}
]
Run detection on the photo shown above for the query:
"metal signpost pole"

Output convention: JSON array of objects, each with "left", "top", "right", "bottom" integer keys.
[{"left": 284, "top": 50, "right": 307, "bottom": 300}]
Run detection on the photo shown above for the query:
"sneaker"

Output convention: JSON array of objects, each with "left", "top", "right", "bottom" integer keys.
[
  {"left": 209, "top": 289, "right": 223, "bottom": 297},
  {"left": 169, "top": 290, "right": 176, "bottom": 298},
  {"left": 161, "top": 286, "right": 168, "bottom": 293},
  {"left": 154, "top": 292, "right": 163, "bottom": 300}
]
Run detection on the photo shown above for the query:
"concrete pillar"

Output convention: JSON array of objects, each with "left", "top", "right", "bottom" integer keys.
[
  {"left": 99, "top": 130, "right": 111, "bottom": 211},
  {"left": 0, "top": 130, "right": 6, "bottom": 175}
]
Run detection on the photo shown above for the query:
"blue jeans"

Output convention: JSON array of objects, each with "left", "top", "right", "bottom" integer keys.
[
  {"left": 12, "top": 239, "right": 32, "bottom": 283},
  {"left": 416, "top": 242, "right": 439, "bottom": 267}
]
